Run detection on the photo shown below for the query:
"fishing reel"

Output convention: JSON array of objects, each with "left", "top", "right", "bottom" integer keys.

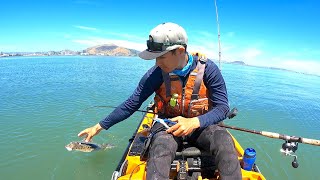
[{"left": 280, "top": 140, "right": 299, "bottom": 168}]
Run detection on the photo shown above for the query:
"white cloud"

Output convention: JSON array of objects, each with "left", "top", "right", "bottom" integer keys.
[
  {"left": 64, "top": 34, "right": 71, "bottom": 39},
  {"left": 188, "top": 44, "right": 215, "bottom": 59},
  {"left": 197, "top": 31, "right": 215, "bottom": 38},
  {"left": 113, "top": 40, "right": 146, "bottom": 51},
  {"left": 226, "top": 32, "right": 235, "bottom": 37},
  {"left": 189, "top": 30, "right": 239, "bottom": 61},
  {"left": 72, "top": 33, "right": 320, "bottom": 76},
  {"left": 72, "top": 38, "right": 146, "bottom": 51},
  {"left": 74, "top": 25, "right": 98, "bottom": 31},
  {"left": 270, "top": 58, "right": 320, "bottom": 76},
  {"left": 224, "top": 48, "right": 320, "bottom": 76},
  {"left": 72, "top": 28, "right": 146, "bottom": 42},
  {"left": 242, "top": 48, "right": 262, "bottom": 60},
  {"left": 185, "top": 31, "right": 262, "bottom": 65},
  {"left": 72, "top": 39, "right": 100, "bottom": 46},
  {"left": 0, "top": 45, "right": 20, "bottom": 52},
  {"left": 104, "top": 32, "right": 145, "bottom": 42}
]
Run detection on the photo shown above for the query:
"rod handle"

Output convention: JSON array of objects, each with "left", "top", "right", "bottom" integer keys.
[
  {"left": 261, "top": 131, "right": 279, "bottom": 139},
  {"left": 302, "top": 138, "right": 320, "bottom": 146}
]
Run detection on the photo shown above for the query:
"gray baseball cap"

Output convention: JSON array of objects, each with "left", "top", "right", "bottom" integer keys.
[{"left": 139, "top": 22, "right": 188, "bottom": 60}]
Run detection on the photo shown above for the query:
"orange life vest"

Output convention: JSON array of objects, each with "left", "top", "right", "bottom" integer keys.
[{"left": 154, "top": 54, "right": 211, "bottom": 118}]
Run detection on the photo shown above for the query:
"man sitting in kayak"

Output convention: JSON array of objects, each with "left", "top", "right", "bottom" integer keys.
[{"left": 78, "top": 22, "right": 242, "bottom": 180}]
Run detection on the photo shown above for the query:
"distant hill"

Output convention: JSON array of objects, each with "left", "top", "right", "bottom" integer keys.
[
  {"left": 85, "top": 44, "right": 140, "bottom": 56},
  {"left": 229, "top": 61, "right": 246, "bottom": 65}
]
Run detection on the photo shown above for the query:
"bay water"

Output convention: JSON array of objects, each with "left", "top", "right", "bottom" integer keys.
[{"left": 0, "top": 56, "right": 319, "bottom": 179}]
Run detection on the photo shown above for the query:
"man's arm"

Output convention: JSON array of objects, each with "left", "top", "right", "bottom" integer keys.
[
  {"left": 99, "top": 65, "right": 162, "bottom": 130},
  {"left": 78, "top": 66, "right": 163, "bottom": 142},
  {"left": 197, "top": 60, "right": 229, "bottom": 128}
]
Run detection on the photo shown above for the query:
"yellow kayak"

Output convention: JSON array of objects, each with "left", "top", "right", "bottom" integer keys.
[{"left": 112, "top": 104, "right": 266, "bottom": 180}]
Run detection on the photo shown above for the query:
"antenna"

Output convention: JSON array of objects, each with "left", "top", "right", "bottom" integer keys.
[{"left": 214, "top": 0, "right": 222, "bottom": 70}]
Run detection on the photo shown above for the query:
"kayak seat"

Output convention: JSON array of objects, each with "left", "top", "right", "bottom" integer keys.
[{"left": 170, "top": 145, "right": 217, "bottom": 179}]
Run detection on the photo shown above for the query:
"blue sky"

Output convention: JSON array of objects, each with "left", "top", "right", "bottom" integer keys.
[{"left": 1, "top": 0, "right": 320, "bottom": 75}]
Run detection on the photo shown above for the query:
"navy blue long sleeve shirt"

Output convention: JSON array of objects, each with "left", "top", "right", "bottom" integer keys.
[{"left": 99, "top": 57, "right": 229, "bottom": 130}]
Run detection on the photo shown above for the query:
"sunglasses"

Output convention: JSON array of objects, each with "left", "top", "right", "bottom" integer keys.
[{"left": 146, "top": 40, "right": 186, "bottom": 52}]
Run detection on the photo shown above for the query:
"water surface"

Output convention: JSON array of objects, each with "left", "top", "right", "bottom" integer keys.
[{"left": 0, "top": 56, "right": 319, "bottom": 179}]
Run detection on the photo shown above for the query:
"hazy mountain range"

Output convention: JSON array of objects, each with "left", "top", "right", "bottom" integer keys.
[
  {"left": 0, "top": 44, "right": 140, "bottom": 57},
  {"left": 1, "top": 44, "right": 318, "bottom": 77}
]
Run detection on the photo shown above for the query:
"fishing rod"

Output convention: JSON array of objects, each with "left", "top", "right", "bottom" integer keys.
[
  {"left": 219, "top": 124, "right": 320, "bottom": 146},
  {"left": 219, "top": 123, "right": 320, "bottom": 168},
  {"left": 81, "top": 105, "right": 157, "bottom": 114},
  {"left": 214, "top": 0, "right": 222, "bottom": 71}
]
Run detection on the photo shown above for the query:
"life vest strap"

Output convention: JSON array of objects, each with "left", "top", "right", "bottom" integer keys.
[
  {"left": 162, "top": 71, "right": 171, "bottom": 98},
  {"left": 191, "top": 61, "right": 206, "bottom": 100},
  {"left": 162, "top": 55, "right": 206, "bottom": 100}
]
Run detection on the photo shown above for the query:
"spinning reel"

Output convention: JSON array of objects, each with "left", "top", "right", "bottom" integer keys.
[{"left": 280, "top": 141, "right": 299, "bottom": 168}]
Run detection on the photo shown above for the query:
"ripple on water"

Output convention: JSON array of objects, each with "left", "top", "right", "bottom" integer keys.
[{"left": 0, "top": 149, "right": 39, "bottom": 168}]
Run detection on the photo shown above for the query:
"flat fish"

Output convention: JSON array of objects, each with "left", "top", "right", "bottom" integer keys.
[{"left": 65, "top": 141, "right": 115, "bottom": 152}]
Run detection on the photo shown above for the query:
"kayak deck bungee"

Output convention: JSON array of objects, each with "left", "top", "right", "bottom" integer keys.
[{"left": 112, "top": 104, "right": 266, "bottom": 180}]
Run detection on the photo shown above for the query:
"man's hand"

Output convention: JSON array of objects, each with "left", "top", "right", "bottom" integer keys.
[
  {"left": 78, "top": 123, "right": 103, "bottom": 142},
  {"left": 166, "top": 116, "right": 200, "bottom": 137}
]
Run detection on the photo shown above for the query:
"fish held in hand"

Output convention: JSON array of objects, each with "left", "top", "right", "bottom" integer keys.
[{"left": 65, "top": 141, "right": 115, "bottom": 152}]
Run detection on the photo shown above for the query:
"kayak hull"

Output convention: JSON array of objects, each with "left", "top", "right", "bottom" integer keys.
[{"left": 112, "top": 105, "right": 266, "bottom": 180}]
